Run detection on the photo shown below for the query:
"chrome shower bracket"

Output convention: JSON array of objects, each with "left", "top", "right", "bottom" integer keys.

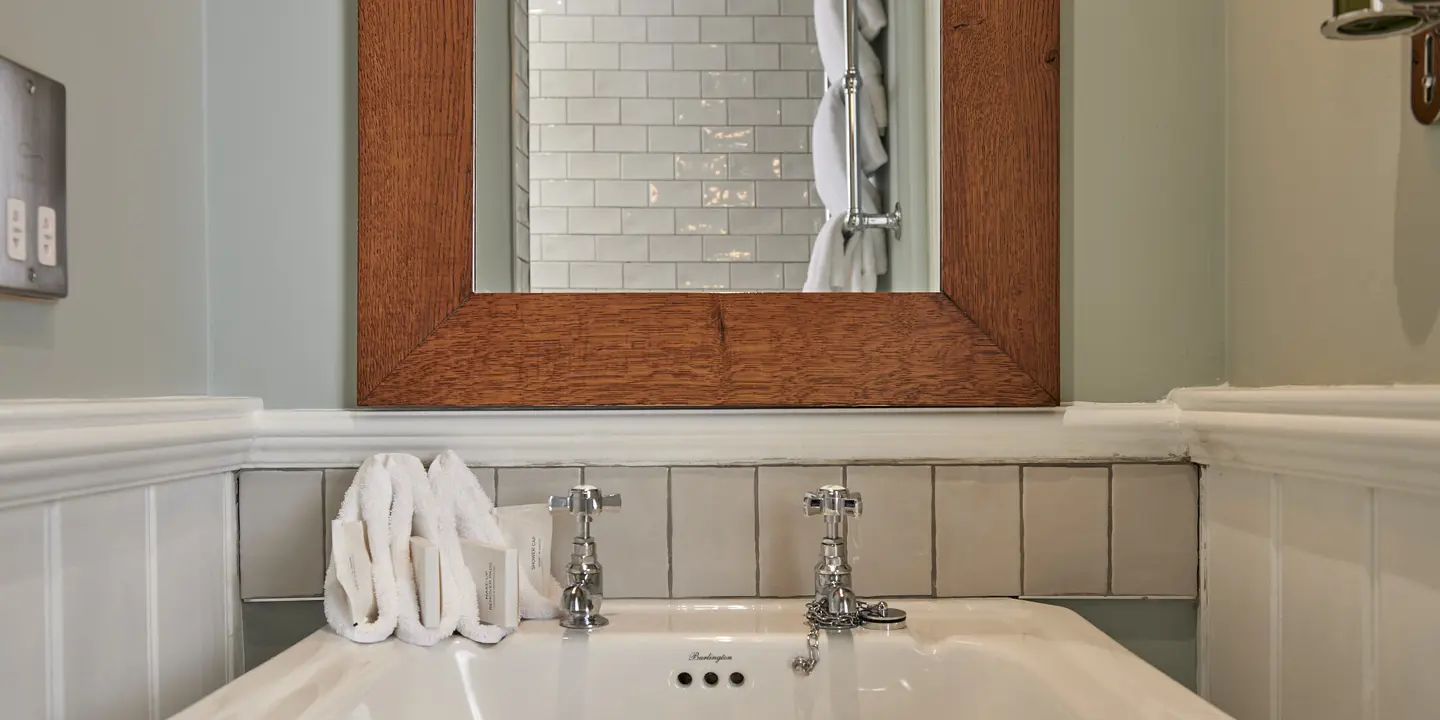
[{"left": 1320, "top": 1, "right": 1440, "bottom": 124}]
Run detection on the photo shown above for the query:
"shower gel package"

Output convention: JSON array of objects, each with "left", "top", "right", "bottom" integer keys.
[{"left": 496, "top": 504, "right": 555, "bottom": 589}]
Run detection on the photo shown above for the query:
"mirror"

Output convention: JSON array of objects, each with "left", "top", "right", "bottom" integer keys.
[{"left": 477, "top": 0, "right": 936, "bottom": 294}]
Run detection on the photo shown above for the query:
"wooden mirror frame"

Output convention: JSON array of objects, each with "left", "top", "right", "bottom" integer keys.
[{"left": 357, "top": 0, "right": 1058, "bottom": 408}]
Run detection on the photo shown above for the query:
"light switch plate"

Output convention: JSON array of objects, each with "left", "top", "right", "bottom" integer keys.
[{"left": 0, "top": 55, "right": 66, "bottom": 299}]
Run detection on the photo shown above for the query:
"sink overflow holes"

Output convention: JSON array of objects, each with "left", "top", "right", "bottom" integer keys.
[{"left": 673, "top": 670, "right": 746, "bottom": 689}]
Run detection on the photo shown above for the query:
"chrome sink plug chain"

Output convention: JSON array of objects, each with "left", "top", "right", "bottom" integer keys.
[{"left": 791, "top": 598, "right": 886, "bottom": 676}]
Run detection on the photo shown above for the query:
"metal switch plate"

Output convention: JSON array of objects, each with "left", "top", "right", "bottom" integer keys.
[{"left": 0, "top": 55, "right": 66, "bottom": 299}]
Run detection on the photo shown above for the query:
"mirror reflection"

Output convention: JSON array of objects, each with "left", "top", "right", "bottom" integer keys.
[{"left": 479, "top": 0, "right": 934, "bottom": 293}]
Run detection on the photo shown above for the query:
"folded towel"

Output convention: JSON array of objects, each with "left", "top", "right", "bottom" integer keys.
[
  {"left": 813, "top": 83, "right": 888, "bottom": 214},
  {"left": 323, "top": 454, "right": 404, "bottom": 643},
  {"left": 431, "top": 451, "right": 563, "bottom": 621},
  {"left": 814, "top": 0, "right": 888, "bottom": 131},
  {"left": 389, "top": 454, "right": 472, "bottom": 646},
  {"left": 424, "top": 453, "right": 510, "bottom": 644}
]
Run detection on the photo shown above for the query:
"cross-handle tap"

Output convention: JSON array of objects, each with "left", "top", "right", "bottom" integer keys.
[
  {"left": 802, "top": 485, "right": 863, "bottom": 620},
  {"left": 548, "top": 485, "right": 622, "bottom": 629}
]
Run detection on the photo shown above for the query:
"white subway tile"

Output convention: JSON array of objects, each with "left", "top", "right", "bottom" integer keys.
[
  {"left": 649, "top": 234, "right": 703, "bottom": 261},
  {"left": 754, "top": 15, "right": 806, "bottom": 42},
  {"left": 704, "top": 181, "right": 756, "bottom": 207},
  {"left": 755, "top": 70, "right": 807, "bottom": 98},
  {"left": 728, "top": 0, "right": 778, "bottom": 13},
  {"left": 569, "top": 207, "right": 624, "bottom": 234},
  {"left": 567, "top": 42, "right": 620, "bottom": 69},
  {"left": 779, "top": 0, "right": 811, "bottom": 14},
  {"left": 647, "top": 16, "right": 699, "bottom": 42},
  {"left": 780, "top": 98, "right": 818, "bottom": 124},
  {"left": 677, "top": 262, "right": 731, "bottom": 289},
  {"left": 780, "top": 43, "right": 821, "bottom": 70},
  {"left": 620, "top": 43, "right": 673, "bottom": 70},
  {"left": 756, "top": 234, "right": 810, "bottom": 262},
  {"left": 568, "top": 0, "right": 620, "bottom": 13},
  {"left": 540, "top": 124, "right": 595, "bottom": 152},
  {"left": 781, "top": 153, "right": 813, "bottom": 179},
  {"left": 756, "top": 179, "right": 810, "bottom": 207},
  {"left": 675, "top": 153, "right": 728, "bottom": 179},
  {"left": 648, "top": 180, "right": 702, "bottom": 207},
  {"left": 704, "top": 234, "right": 756, "bottom": 262},
  {"left": 595, "top": 70, "right": 648, "bottom": 96},
  {"left": 570, "top": 261, "right": 625, "bottom": 288},
  {"left": 596, "top": 234, "right": 651, "bottom": 261},
  {"left": 728, "top": 44, "right": 780, "bottom": 70},
  {"left": 647, "top": 70, "right": 700, "bottom": 97},
  {"left": 568, "top": 152, "right": 621, "bottom": 179},
  {"left": 530, "top": 43, "right": 568, "bottom": 70},
  {"left": 537, "top": 179, "right": 596, "bottom": 206},
  {"left": 648, "top": 126, "right": 701, "bottom": 152},
  {"left": 541, "top": 15, "right": 594, "bottom": 41},
  {"left": 729, "top": 208, "right": 783, "bottom": 234},
  {"left": 730, "top": 262, "right": 784, "bottom": 289},
  {"left": 702, "top": 17, "right": 754, "bottom": 42},
  {"left": 531, "top": 262, "right": 571, "bottom": 287},
  {"left": 596, "top": 180, "right": 650, "bottom": 206},
  {"left": 531, "top": 152, "right": 569, "bottom": 179},
  {"left": 622, "top": 98, "right": 675, "bottom": 125},
  {"left": 702, "top": 71, "right": 755, "bottom": 98},
  {"left": 675, "top": 99, "right": 729, "bottom": 125},
  {"left": 531, "top": 207, "right": 569, "bottom": 233},
  {"left": 541, "top": 70, "right": 596, "bottom": 97},
  {"left": 622, "top": 208, "right": 677, "bottom": 234},
  {"left": 596, "top": 125, "right": 649, "bottom": 151},
  {"left": 783, "top": 262, "right": 808, "bottom": 289},
  {"left": 729, "top": 153, "right": 782, "bottom": 179},
  {"left": 623, "top": 262, "right": 678, "bottom": 289},
  {"left": 702, "top": 125, "right": 755, "bottom": 152},
  {"left": 673, "top": 43, "right": 728, "bottom": 70},
  {"left": 540, "top": 234, "right": 597, "bottom": 261},
  {"left": 622, "top": 153, "right": 677, "bottom": 179},
  {"left": 676, "top": 208, "right": 729, "bottom": 234},
  {"left": 808, "top": 70, "right": 825, "bottom": 97},
  {"left": 728, "top": 98, "right": 781, "bottom": 124},
  {"left": 595, "top": 16, "right": 647, "bottom": 41},
  {"left": 781, "top": 207, "right": 824, "bottom": 234},
  {"left": 531, "top": 97, "right": 567, "bottom": 124},
  {"left": 674, "top": 0, "right": 727, "bottom": 13},
  {"left": 621, "top": 0, "right": 672, "bottom": 13},
  {"left": 531, "top": 0, "right": 567, "bottom": 14},
  {"left": 567, "top": 97, "right": 621, "bottom": 123}
]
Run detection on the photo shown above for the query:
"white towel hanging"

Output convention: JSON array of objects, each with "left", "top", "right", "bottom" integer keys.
[
  {"left": 814, "top": 0, "right": 889, "bottom": 132},
  {"left": 812, "top": 83, "right": 888, "bottom": 214}
]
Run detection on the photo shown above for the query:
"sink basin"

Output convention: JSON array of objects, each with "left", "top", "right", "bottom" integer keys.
[{"left": 178, "top": 599, "right": 1229, "bottom": 719}]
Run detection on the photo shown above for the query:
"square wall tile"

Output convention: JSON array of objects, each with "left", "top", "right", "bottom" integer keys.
[
  {"left": 1021, "top": 467, "right": 1109, "bottom": 595},
  {"left": 496, "top": 468, "right": 584, "bottom": 580},
  {"left": 935, "top": 466, "right": 1021, "bottom": 597},
  {"left": 582, "top": 467, "right": 670, "bottom": 598},
  {"left": 240, "top": 470, "right": 325, "bottom": 599},
  {"left": 672, "top": 468, "right": 756, "bottom": 597},
  {"left": 1110, "top": 465, "right": 1198, "bottom": 596},
  {"left": 847, "top": 466, "right": 933, "bottom": 597},
  {"left": 758, "top": 466, "right": 841, "bottom": 596}
]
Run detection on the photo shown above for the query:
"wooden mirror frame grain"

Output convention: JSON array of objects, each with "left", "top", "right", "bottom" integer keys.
[{"left": 357, "top": 0, "right": 1058, "bottom": 407}]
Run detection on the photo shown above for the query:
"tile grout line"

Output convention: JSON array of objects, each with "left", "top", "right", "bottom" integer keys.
[
  {"left": 753, "top": 466, "right": 761, "bottom": 598},
  {"left": 930, "top": 465, "right": 937, "bottom": 598},
  {"left": 1269, "top": 473, "right": 1284, "bottom": 720},
  {"left": 666, "top": 467, "right": 674, "bottom": 600},
  {"left": 1106, "top": 465, "right": 1115, "bottom": 596},
  {"left": 1018, "top": 466, "right": 1027, "bottom": 596},
  {"left": 44, "top": 501, "right": 64, "bottom": 719},
  {"left": 146, "top": 486, "right": 161, "bottom": 720}
]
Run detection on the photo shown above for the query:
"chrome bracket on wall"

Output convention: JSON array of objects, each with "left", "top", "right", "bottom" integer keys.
[
  {"left": 1320, "top": 1, "right": 1440, "bottom": 125},
  {"left": 1413, "top": 28, "right": 1440, "bottom": 124}
]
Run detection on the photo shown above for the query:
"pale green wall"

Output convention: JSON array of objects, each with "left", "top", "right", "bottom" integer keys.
[
  {"left": 0, "top": 0, "right": 209, "bottom": 399},
  {"left": 205, "top": 0, "right": 1228, "bottom": 408},
  {"left": 1227, "top": 0, "right": 1440, "bottom": 386}
]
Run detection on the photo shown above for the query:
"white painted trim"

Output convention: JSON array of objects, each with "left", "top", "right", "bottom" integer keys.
[
  {"left": 250, "top": 404, "right": 1185, "bottom": 468},
  {"left": 0, "top": 398, "right": 259, "bottom": 508}
]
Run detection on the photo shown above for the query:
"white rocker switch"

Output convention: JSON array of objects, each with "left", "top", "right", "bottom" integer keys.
[
  {"left": 37, "top": 205, "right": 56, "bottom": 267},
  {"left": 6, "top": 198, "right": 25, "bottom": 262}
]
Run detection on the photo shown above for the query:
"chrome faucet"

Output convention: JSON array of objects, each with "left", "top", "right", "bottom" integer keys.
[
  {"left": 803, "top": 485, "right": 863, "bottom": 622},
  {"left": 548, "top": 484, "right": 622, "bottom": 629}
]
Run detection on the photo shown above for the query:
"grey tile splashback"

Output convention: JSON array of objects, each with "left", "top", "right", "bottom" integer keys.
[{"left": 238, "top": 463, "right": 1199, "bottom": 601}]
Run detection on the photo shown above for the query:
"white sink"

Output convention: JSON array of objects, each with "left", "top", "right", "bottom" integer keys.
[{"left": 178, "top": 599, "right": 1230, "bottom": 719}]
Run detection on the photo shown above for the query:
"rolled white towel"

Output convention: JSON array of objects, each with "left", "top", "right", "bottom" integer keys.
[
  {"left": 431, "top": 451, "right": 562, "bottom": 621},
  {"left": 389, "top": 454, "right": 469, "bottom": 647},
  {"left": 323, "top": 454, "right": 404, "bottom": 643},
  {"left": 812, "top": 83, "right": 888, "bottom": 214},
  {"left": 424, "top": 453, "right": 510, "bottom": 644}
]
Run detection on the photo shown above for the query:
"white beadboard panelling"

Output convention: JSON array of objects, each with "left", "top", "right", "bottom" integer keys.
[
  {"left": 1377, "top": 488, "right": 1440, "bottom": 719},
  {"left": 1201, "top": 465, "right": 1275, "bottom": 720},
  {"left": 64, "top": 488, "right": 150, "bottom": 720},
  {"left": 1277, "top": 474, "right": 1370, "bottom": 720},
  {"left": 155, "top": 474, "right": 229, "bottom": 716},
  {"left": 0, "top": 504, "right": 47, "bottom": 719}
]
